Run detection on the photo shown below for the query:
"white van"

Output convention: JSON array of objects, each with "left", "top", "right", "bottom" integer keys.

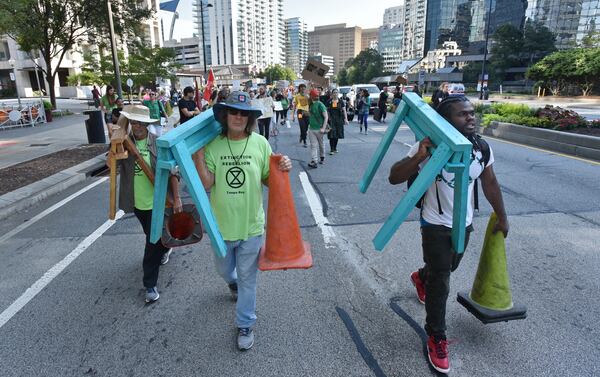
[{"left": 351, "top": 84, "right": 380, "bottom": 112}]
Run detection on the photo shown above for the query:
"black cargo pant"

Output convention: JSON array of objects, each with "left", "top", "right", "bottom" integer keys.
[
  {"left": 134, "top": 208, "right": 169, "bottom": 288},
  {"left": 418, "top": 224, "right": 473, "bottom": 337},
  {"left": 297, "top": 110, "right": 309, "bottom": 144}
]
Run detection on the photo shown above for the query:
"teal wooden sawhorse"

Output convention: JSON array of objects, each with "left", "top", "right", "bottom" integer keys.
[
  {"left": 149, "top": 109, "right": 227, "bottom": 258},
  {"left": 359, "top": 92, "right": 473, "bottom": 254}
]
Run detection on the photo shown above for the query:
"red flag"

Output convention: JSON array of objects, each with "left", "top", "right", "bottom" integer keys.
[
  {"left": 203, "top": 68, "right": 215, "bottom": 101},
  {"left": 194, "top": 77, "right": 202, "bottom": 110}
]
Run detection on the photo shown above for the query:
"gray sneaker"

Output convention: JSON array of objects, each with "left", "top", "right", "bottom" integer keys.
[
  {"left": 160, "top": 248, "right": 173, "bottom": 265},
  {"left": 145, "top": 287, "right": 159, "bottom": 303},
  {"left": 228, "top": 282, "right": 238, "bottom": 301},
  {"left": 237, "top": 328, "right": 254, "bottom": 350}
]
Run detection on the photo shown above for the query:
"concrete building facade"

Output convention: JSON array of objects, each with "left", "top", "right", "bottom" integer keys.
[
  {"left": 164, "top": 37, "right": 202, "bottom": 66},
  {"left": 308, "top": 24, "right": 362, "bottom": 75},
  {"left": 361, "top": 28, "right": 380, "bottom": 50},
  {"left": 383, "top": 6, "right": 404, "bottom": 25},
  {"left": 401, "top": 0, "right": 428, "bottom": 60}
]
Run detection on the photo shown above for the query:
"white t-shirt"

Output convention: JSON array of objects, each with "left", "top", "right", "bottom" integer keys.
[{"left": 407, "top": 141, "right": 494, "bottom": 227}]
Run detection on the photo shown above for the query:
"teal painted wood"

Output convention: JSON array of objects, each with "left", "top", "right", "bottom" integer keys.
[
  {"left": 360, "top": 92, "right": 473, "bottom": 253},
  {"left": 372, "top": 143, "right": 452, "bottom": 251},
  {"left": 149, "top": 109, "right": 227, "bottom": 258},
  {"left": 359, "top": 102, "right": 409, "bottom": 193}
]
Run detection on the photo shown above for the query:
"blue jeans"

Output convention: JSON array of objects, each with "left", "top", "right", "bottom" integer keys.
[{"left": 213, "top": 235, "right": 263, "bottom": 329}]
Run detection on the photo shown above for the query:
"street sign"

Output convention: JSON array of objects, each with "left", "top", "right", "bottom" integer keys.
[
  {"left": 418, "top": 70, "right": 425, "bottom": 86},
  {"left": 9, "top": 72, "right": 15, "bottom": 81},
  {"left": 8, "top": 110, "right": 21, "bottom": 122},
  {"left": 126, "top": 78, "right": 133, "bottom": 87}
]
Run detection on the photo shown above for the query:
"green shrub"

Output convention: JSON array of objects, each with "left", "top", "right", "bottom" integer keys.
[
  {"left": 491, "top": 103, "right": 534, "bottom": 117},
  {"left": 43, "top": 100, "right": 52, "bottom": 110},
  {"left": 481, "top": 113, "right": 504, "bottom": 126}
]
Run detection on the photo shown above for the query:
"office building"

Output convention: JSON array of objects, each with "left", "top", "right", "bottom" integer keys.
[
  {"left": 308, "top": 24, "right": 362, "bottom": 74},
  {"left": 577, "top": 0, "right": 600, "bottom": 45},
  {"left": 379, "top": 24, "right": 404, "bottom": 72},
  {"left": 164, "top": 37, "right": 202, "bottom": 66},
  {"left": 201, "top": 0, "right": 285, "bottom": 70},
  {"left": 193, "top": 0, "right": 213, "bottom": 67},
  {"left": 285, "top": 17, "right": 309, "bottom": 75},
  {"left": 384, "top": 6, "right": 404, "bottom": 25},
  {"left": 420, "top": 40, "right": 462, "bottom": 71},
  {"left": 361, "top": 28, "right": 380, "bottom": 50}
]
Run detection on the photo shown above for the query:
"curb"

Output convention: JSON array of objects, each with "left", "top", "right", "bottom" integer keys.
[
  {"left": 0, "top": 154, "right": 107, "bottom": 220},
  {"left": 478, "top": 122, "right": 600, "bottom": 161}
]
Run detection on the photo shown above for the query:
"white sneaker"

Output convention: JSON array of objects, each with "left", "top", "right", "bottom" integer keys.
[{"left": 160, "top": 248, "right": 173, "bottom": 265}]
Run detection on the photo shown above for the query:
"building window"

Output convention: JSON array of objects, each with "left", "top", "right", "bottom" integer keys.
[{"left": 0, "top": 40, "right": 10, "bottom": 61}]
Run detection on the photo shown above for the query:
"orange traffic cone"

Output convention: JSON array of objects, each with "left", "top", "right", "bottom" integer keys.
[{"left": 258, "top": 154, "right": 312, "bottom": 271}]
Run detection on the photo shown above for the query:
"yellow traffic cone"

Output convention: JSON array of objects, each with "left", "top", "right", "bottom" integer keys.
[{"left": 457, "top": 212, "right": 527, "bottom": 323}]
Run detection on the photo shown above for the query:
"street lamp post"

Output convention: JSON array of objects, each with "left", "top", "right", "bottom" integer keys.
[
  {"left": 200, "top": 2, "right": 213, "bottom": 78},
  {"left": 8, "top": 59, "right": 22, "bottom": 110},
  {"left": 107, "top": 0, "right": 123, "bottom": 98},
  {"left": 34, "top": 58, "right": 45, "bottom": 121},
  {"left": 479, "top": 0, "right": 493, "bottom": 99}
]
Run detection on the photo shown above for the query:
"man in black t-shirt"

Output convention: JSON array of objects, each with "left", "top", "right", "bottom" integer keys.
[{"left": 178, "top": 86, "right": 200, "bottom": 125}]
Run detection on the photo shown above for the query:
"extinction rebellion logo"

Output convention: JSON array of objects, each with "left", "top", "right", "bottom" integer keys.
[{"left": 226, "top": 167, "right": 245, "bottom": 188}]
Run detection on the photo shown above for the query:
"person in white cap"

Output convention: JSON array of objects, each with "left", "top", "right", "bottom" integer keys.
[
  {"left": 117, "top": 105, "right": 183, "bottom": 303},
  {"left": 194, "top": 91, "right": 292, "bottom": 351}
]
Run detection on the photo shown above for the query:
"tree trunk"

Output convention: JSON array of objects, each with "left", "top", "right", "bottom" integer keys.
[{"left": 46, "top": 74, "right": 57, "bottom": 110}]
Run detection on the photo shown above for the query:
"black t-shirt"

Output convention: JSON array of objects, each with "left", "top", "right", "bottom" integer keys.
[{"left": 178, "top": 98, "right": 197, "bottom": 124}]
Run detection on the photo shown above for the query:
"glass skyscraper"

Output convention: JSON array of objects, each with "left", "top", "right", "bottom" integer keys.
[{"left": 425, "top": 0, "right": 528, "bottom": 55}]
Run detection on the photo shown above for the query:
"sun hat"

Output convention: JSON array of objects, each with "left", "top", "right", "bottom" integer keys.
[
  {"left": 213, "top": 91, "right": 263, "bottom": 120},
  {"left": 120, "top": 105, "right": 158, "bottom": 124}
]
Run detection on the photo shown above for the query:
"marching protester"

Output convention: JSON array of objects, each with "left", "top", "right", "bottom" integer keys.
[
  {"left": 387, "top": 96, "right": 508, "bottom": 374},
  {"left": 92, "top": 85, "right": 101, "bottom": 109},
  {"left": 100, "top": 85, "right": 119, "bottom": 124},
  {"left": 116, "top": 105, "right": 182, "bottom": 303},
  {"left": 178, "top": 86, "right": 201, "bottom": 125},
  {"left": 291, "top": 84, "right": 310, "bottom": 148},
  {"left": 378, "top": 86, "right": 389, "bottom": 123},
  {"left": 431, "top": 82, "right": 449, "bottom": 108},
  {"left": 275, "top": 89, "right": 290, "bottom": 128},
  {"left": 326, "top": 88, "right": 348, "bottom": 155},
  {"left": 307, "top": 88, "right": 328, "bottom": 168},
  {"left": 358, "top": 89, "right": 371, "bottom": 134},
  {"left": 142, "top": 91, "right": 168, "bottom": 136},
  {"left": 193, "top": 91, "right": 292, "bottom": 351},
  {"left": 255, "top": 86, "right": 274, "bottom": 140}
]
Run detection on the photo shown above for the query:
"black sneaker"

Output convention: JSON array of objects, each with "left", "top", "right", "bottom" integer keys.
[
  {"left": 319, "top": 157, "right": 325, "bottom": 164},
  {"left": 228, "top": 283, "right": 238, "bottom": 301},
  {"left": 308, "top": 161, "right": 318, "bottom": 169}
]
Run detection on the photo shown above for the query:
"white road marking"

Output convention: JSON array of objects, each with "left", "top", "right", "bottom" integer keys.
[
  {"left": 0, "top": 210, "right": 124, "bottom": 329},
  {"left": 0, "top": 177, "right": 108, "bottom": 244},
  {"left": 299, "top": 172, "right": 336, "bottom": 246}
]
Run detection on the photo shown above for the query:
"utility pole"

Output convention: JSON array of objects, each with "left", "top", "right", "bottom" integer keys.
[
  {"left": 107, "top": 0, "right": 123, "bottom": 98},
  {"left": 200, "top": 2, "right": 213, "bottom": 77},
  {"left": 479, "top": 0, "right": 493, "bottom": 98}
]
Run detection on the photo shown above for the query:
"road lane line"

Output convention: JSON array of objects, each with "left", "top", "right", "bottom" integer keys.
[
  {"left": 299, "top": 172, "right": 336, "bottom": 246},
  {"left": 485, "top": 136, "right": 600, "bottom": 166},
  {"left": 0, "top": 210, "right": 124, "bottom": 329},
  {"left": 0, "top": 177, "right": 108, "bottom": 244}
]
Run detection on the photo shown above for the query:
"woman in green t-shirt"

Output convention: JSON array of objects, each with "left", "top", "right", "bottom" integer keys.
[
  {"left": 100, "top": 85, "right": 119, "bottom": 124},
  {"left": 194, "top": 91, "right": 292, "bottom": 351}
]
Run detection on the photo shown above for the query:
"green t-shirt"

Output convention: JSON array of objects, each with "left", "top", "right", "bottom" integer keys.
[
  {"left": 133, "top": 138, "right": 154, "bottom": 210},
  {"left": 101, "top": 94, "right": 119, "bottom": 112},
  {"left": 308, "top": 101, "right": 327, "bottom": 130},
  {"left": 205, "top": 133, "right": 272, "bottom": 241},
  {"left": 142, "top": 100, "right": 161, "bottom": 121}
]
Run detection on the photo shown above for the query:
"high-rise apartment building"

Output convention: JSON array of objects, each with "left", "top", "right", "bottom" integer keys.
[
  {"left": 361, "top": 28, "right": 380, "bottom": 50},
  {"left": 308, "top": 24, "right": 362, "bottom": 75},
  {"left": 285, "top": 17, "right": 308, "bottom": 75},
  {"left": 402, "top": 0, "right": 428, "bottom": 60},
  {"left": 199, "top": 0, "right": 285, "bottom": 70},
  {"left": 383, "top": 6, "right": 404, "bottom": 25},
  {"left": 379, "top": 24, "right": 404, "bottom": 72}
]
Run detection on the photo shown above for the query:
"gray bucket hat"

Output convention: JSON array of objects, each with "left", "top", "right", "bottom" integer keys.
[{"left": 213, "top": 91, "right": 263, "bottom": 120}]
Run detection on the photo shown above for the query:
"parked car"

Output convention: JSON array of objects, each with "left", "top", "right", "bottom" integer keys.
[
  {"left": 447, "top": 83, "right": 465, "bottom": 96},
  {"left": 351, "top": 84, "right": 380, "bottom": 112}
]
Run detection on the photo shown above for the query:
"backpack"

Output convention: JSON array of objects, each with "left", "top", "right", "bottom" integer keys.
[{"left": 407, "top": 135, "right": 490, "bottom": 213}]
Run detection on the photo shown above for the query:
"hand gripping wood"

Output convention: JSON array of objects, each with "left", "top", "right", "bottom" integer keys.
[
  {"left": 359, "top": 93, "right": 472, "bottom": 254},
  {"left": 149, "top": 110, "right": 227, "bottom": 258}
]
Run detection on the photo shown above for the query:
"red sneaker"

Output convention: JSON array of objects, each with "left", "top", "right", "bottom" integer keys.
[
  {"left": 410, "top": 271, "right": 426, "bottom": 304},
  {"left": 427, "top": 336, "right": 449, "bottom": 374}
]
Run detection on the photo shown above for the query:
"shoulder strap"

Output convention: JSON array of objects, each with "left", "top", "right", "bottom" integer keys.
[{"left": 475, "top": 135, "right": 491, "bottom": 167}]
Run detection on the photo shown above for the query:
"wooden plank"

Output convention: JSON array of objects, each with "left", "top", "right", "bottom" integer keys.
[
  {"left": 108, "top": 154, "right": 117, "bottom": 220},
  {"left": 372, "top": 143, "right": 453, "bottom": 251}
]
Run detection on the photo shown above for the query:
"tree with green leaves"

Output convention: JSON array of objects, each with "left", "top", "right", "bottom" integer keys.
[
  {"left": 258, "top": 65, "right": 297, "bottom": 84},
  {"left": 580, "top": 19, "right": 600, "bottom": 48},
  {"left": 336, "top": 68, "right": 349, "bottom": 86},
  {"left": 0, "top": 0, "right": 151, "bottom": 108},
  {"left": 341, "top": 49, "right": 384, "bottom": 85}
]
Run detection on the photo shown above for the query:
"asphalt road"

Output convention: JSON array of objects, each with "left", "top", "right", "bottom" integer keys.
[{"left": 1, "top": 114, "right": 599, "bottom": 377}]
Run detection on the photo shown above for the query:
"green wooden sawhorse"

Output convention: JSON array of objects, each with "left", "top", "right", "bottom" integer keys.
[
  {"left": 149, "top": 109, "right": 227, "bottom": 258},
  {"left": 359, "top": 92, "right": 473, "bottom": 254}
]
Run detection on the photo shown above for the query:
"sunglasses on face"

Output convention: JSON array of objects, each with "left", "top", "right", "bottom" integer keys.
[{"left": 228, "top": 109, "right": 250, "bottom": 117}]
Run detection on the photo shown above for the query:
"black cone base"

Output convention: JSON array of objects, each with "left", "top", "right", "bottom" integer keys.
[{"left": 457, "top": 292, "right": 527, "bottom": 324}]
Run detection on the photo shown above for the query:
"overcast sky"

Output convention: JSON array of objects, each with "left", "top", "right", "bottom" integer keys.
[{"left": 165, "top": 0, "right": 403, "bottom": 41}]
